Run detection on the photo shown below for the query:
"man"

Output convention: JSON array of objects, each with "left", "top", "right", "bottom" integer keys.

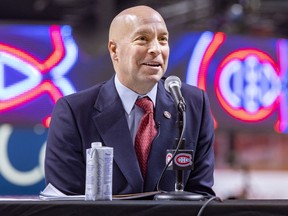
[{"left": 45, "top": 5, "right": 215, "bottom": 197}]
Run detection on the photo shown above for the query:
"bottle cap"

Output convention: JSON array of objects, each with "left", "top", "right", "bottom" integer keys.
[{"left": 91, "top": 142, "right": 102, "bottom": 148}]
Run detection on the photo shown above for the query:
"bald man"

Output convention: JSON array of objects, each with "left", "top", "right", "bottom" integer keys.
[{"left": 45, "top": 5, "right": 216, "bottom": 198}]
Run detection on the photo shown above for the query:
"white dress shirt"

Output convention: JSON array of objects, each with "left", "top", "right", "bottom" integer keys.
[{"left": 114, "top": 75, "right": 157, "bottom": 144}]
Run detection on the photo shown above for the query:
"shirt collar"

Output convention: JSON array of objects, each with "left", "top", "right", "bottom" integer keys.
[{"left": 114, "top": 75, "right": 157, "bottom": 115}]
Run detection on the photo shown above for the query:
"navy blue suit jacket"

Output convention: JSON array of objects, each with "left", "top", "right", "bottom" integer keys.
[{"left": 45, "top": 76, "right": 215, "bottom": 197}]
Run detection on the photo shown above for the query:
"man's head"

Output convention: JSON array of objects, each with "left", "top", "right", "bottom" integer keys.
[{"left": 108, "top": 5, "right": 169, "bottom": 95}]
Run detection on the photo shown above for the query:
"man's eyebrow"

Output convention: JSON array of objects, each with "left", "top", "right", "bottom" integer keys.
[{"left": 133, "top": 29, "right": 169, "bottom": 36}]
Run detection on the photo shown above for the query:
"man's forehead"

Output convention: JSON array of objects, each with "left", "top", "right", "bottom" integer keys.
[
  {"left": 132, "top": 23, "right": 169, "bottom": 35},
  {"left": 123, "top": 13, "right": 165, "bottom": 24},
  {"left": 123, "top": 14, "right": 168, "bottom": 31},
  {"left": 109, "top": 10, "right": 168, "bottom": 41}
]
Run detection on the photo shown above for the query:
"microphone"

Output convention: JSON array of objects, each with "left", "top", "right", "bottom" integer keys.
[
  {"left": 154, "top": 75, "right": 204, "bottom": 201},
  {"left": 164, "top": 76, "right": 186, "bottom": 112}
]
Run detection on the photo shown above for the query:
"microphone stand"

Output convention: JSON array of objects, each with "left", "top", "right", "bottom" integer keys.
[{"left": 154, "top": 99, "right": 205, "bottom": 201}]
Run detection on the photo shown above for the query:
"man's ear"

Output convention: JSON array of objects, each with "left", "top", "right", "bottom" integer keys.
[{"left": 108, "top": 40, "right": 118, "bottom": 61}]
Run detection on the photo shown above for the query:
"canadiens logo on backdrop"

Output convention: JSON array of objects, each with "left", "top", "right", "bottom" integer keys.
[
  {"left": 186, "top": 31, "right": 288, "bottom": 133},
  {"left": 215, "top": 49, "right": 281, "bottom": 122}
]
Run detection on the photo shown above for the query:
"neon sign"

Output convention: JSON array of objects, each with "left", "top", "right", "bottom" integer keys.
[
  {"left": 186, "top": 31, "right": 288, "bottom": 133},
  {"left": 0, "top": 124, "right": 45, "bottom": 186},
  {"left": 215, "top": 49, "right": 281, "bottom": 121},
  {"left": 0, "top": 25, "right": 78, "bottom": 127}
]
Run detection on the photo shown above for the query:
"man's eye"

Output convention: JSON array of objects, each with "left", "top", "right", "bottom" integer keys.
[
  {"left": 138, "top": 36, "right": 146, "bottom": 41},
  {"left": 159, "top": 37, "right": 168, "bottom": 42}
]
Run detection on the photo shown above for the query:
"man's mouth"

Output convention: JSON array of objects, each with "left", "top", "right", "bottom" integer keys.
[{"left": 143, "top": 62, "right": 161, "bottom": 67}]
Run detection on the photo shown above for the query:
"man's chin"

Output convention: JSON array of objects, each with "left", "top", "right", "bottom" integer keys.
[
  {"left": 145, "top": 75, "right": 162, "bottom": 84},
  {"left": 147, "top": 71, "right": 164, "bottom": 80}
]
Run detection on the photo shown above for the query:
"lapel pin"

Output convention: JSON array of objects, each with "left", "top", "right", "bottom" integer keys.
[{"left": 163, "top": 111, "right": 171, "bottom": 119}]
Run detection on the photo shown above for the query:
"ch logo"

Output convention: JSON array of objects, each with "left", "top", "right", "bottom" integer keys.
[
  {"left": 175, "top": 153, "right": 192, "bottom": 167},
  {"left": 186, "top": 32, "right": 288, "bottom": 133},
  {"left": 215, "top": 49, "right": 281, "bottom": 121}
]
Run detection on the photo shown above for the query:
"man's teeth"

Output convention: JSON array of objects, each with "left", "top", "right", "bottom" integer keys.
[{"left": 145, "top": 63, "right": 160, "bottom": 67}]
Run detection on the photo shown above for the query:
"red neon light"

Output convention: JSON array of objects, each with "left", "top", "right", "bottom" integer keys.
[
  {"left": 43, "top": 116, "right": 52, "bottom": 128},
  {"left": 274, "top": 119, "right": 281, "bottom": 133},
  {"left": 196, "top": 32, "right": 225, "bottom": 129},
  {"left": 275, "top": 40, "right": 288, "bottom": 133},
  {"left": 197, "top": 32, "right": 226, "bottom": 90},
  {"left": 0, "top": 81, "right": 62, "bottom": 112},
  {"left": 0, "top": 25, "right": 65, "bottom": 114},
  {"left": 216, "top": 88, "right": 279, "bottom": 121},
  {"left": 43, "top": 25, "right": 65, "bottom": 73},
  {"left": 215, "top": 49, "right": 280, "bottom": 122},
  {"left": 218, "top": 49, "right": 280, "bottom": 75},
  {"left": 0, "top": 25, "right": 65, "bottom": 73}
]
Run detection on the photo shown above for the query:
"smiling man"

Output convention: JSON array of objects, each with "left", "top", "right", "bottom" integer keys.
[
  {"left": 45, "top": 5, "right": 216, "bottom": 198},
  {"left": 108, "top": 6, "right": 169, "bottom": 95}
]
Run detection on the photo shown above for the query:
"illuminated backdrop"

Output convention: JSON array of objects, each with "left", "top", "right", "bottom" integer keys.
[{"left": 0, "top": 24, "right": 287, "bottom": 194}]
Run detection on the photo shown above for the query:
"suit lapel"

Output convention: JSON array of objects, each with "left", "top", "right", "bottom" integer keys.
[{"left": 92, "top": 78, "right": 144, "bottom": 192}]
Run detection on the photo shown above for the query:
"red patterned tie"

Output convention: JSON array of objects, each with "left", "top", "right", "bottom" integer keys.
[{"left": 135, "top": 97, "right": 157, "bottom": 178}]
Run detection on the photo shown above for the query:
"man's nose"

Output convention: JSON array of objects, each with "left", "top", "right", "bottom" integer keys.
[{"left": 148, "top": 40, "right": 161, "bottom": 56}]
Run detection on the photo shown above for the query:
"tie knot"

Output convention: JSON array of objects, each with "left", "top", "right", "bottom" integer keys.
[{"left": 135, "top": 97, "right": 154, "bottom": 113}]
